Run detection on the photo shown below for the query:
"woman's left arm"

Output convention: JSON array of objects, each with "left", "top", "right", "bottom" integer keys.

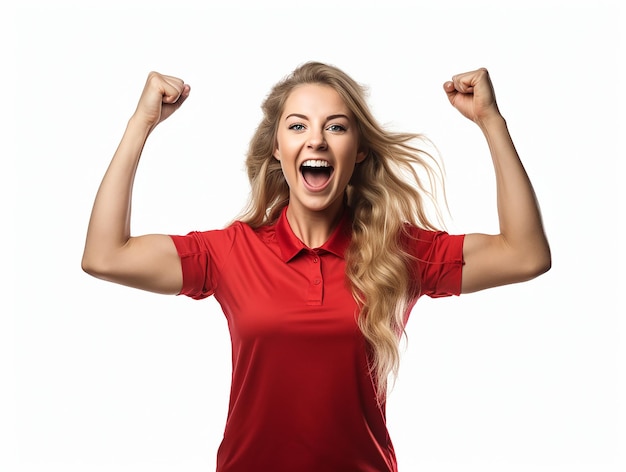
[{"left": 444, "top": 68, "right": 551, "bottom": 293}]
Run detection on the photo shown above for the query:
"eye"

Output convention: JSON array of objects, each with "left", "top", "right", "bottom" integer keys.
[
  {"left": 327, "top": 124, "right": 347, "bottom": 132},
  {"left": 288, "top": 123, "right": 306, "bottom": 131}
]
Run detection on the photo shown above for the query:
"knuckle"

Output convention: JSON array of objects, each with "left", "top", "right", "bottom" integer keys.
[{"left": 147, "top": 71, "right": 163, "bottom": 85}]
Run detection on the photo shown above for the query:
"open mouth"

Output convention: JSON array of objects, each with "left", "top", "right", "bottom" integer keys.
[{"left": 300, "top": 160, "right": 334, "bottom": 189}]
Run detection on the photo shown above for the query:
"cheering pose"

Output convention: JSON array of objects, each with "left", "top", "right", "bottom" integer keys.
[{"left": 82, "top": 62, "right": 550, "bottom": 472}]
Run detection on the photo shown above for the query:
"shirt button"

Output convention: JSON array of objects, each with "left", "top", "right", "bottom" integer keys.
[
  {"left": 313, "top": 257, "right": 319, "bottom": 263},
  {"left": 313, "top": 279, "right": 321, "bottom": 285}
]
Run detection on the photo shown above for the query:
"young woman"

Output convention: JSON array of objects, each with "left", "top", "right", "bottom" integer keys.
[{"left": 82, "top": 62, "right": 550, "bottom": 472}]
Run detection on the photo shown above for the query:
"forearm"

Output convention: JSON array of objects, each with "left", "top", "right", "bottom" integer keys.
[
  {"left": 82, "top": 117, "right": 152, "bottom": 269},
  {"left": 479, "top": 114, "right": 551, "bottom": 268}
]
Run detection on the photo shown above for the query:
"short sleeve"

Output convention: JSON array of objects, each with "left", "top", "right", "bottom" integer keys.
[
  {"left": 169, "top": 225, "right": 238, "bottom": 300},
  {"left": 405, "top": 227, "right": 465, "bottom": 298}
]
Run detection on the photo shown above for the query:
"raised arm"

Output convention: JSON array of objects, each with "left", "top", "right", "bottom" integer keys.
[
  {"left": 443, "top": 68, "right": 551, "bottom": 293},
  {"left": 81, "top": 72, "right": 190, "bottom": 294}
]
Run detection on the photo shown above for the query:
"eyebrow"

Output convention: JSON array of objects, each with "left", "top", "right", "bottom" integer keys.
[{"left": 285, "top": 113, "right": 351, "bottom": 121}]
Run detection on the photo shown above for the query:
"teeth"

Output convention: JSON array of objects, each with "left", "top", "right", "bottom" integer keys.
[{"left": 301, "top": 160, "right": 330, "bottom": 168}]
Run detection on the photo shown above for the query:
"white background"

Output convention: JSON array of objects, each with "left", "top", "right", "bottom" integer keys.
[{"left": 4, "top": 1, "right": 624, "bottom": 471}]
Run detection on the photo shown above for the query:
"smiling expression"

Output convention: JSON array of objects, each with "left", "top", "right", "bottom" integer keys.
[{"left": 274, "top": 84, "right": 366, "bottom": 219}]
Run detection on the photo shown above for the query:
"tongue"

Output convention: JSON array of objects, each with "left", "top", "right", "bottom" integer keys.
[{"left": 302, "top": 168, "right": 331, "bottom": 188}]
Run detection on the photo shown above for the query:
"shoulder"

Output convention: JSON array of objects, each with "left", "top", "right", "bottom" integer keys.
[
  {"left": 402, "top": 224, "right": 465, "bottom": 263},
  {"left": 170, "top": 221, "right": 250, "bottom": 254},
  {"left": 400, "top": 224, "right": 465, "bottom": 298}
]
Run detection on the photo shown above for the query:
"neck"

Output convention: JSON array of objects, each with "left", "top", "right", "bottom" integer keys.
[{"left": 285, "top": 200, "right": 345, "bottom": 249}]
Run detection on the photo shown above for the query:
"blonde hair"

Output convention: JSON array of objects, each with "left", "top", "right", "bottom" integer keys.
[{"left": 238, "top": 61, "right": 445, "bottom": 401}]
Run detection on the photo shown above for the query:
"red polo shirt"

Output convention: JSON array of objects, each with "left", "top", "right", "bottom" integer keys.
[{"left": 170, "top": 207, "right": 464, "bottom": 472}]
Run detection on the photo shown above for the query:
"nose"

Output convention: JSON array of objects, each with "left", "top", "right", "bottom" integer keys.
[{"left": 307, "top": 129, "right": 327, "bottom": 150}]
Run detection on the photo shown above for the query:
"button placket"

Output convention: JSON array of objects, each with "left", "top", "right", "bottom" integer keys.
[{"left": 306, "top": 250, "right": 323, "bottom": 305}]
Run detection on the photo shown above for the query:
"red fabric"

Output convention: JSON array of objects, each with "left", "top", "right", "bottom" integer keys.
[{"left": 170, "top": 207, "right": 464, "bottom": 472}]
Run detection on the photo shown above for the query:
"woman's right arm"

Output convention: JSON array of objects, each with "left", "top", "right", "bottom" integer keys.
[{"left": 81, "top": 72, "right": 190, "bottom": 294}]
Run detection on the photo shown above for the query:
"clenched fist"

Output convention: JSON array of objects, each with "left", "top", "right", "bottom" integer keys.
[
  {"left": 132, "top": 71, "right": 190, "bottom": 131},
  {"left": 443, "top": 68, "right": 501, "bottom": 125}
]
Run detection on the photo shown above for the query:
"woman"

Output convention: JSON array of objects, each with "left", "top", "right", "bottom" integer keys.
[{"left": 82, "top": 62, "right": 550, "bottom": 471}]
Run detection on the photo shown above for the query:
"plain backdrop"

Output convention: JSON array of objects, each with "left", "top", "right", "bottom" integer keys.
[{"left": 4, "top": 1, "right": 625, "bottom": 471}]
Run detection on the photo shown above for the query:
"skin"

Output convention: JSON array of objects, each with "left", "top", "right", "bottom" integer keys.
[
  {"left": 273, "top": 84, "right": 366, "bottom": 248},
  {"left": 81, "top": 72, "right": 188, "bottom": 294},
  {"left": 443, "top": 69, "right": 551, "bottom": 292},
  {"left": 81, "top": 68, "right": 550, "bottom": 296}
]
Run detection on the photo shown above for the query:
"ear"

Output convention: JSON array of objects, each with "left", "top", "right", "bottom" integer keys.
[
  {"left": 355, "top": 149, "right": 367, "bottom": 164},
  {"left": 273, "top": 142, "right": 281, "bottom": 161}
]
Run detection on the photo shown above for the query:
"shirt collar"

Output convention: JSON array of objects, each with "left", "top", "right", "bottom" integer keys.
[{"left": 275, "top": 206, "right": 352, "bottom": 262}]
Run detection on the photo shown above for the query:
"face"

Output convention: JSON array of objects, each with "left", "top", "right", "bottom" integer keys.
[{"left": 274, "top": 84, "right": 366, "bottom": 219}]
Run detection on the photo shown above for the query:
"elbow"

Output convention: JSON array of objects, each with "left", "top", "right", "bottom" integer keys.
[
  {"left": 536, "top": 240, "right": 552, "bottom": 275},
  {"left": 522, "top": 246, "right": 552, "bottom": 281},
  {"left": 537, "top": 248, "right": 552, "bottom": 275},
  {"left": 81, "top": 257, "right": 96, "bottom": 277},
  {"left": 531, "top": 256, "right": 551, "bottom": 279},
  {"left": 81, "top": 252, "right": 110, "bottom": 280},
  {"left": 81, "top": 255, "right": 99, "bottom": 278}
]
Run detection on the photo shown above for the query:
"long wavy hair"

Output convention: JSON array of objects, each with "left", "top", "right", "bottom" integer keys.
[{"left": 237, "top": 61, "right": 446, "bottom": 401}]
